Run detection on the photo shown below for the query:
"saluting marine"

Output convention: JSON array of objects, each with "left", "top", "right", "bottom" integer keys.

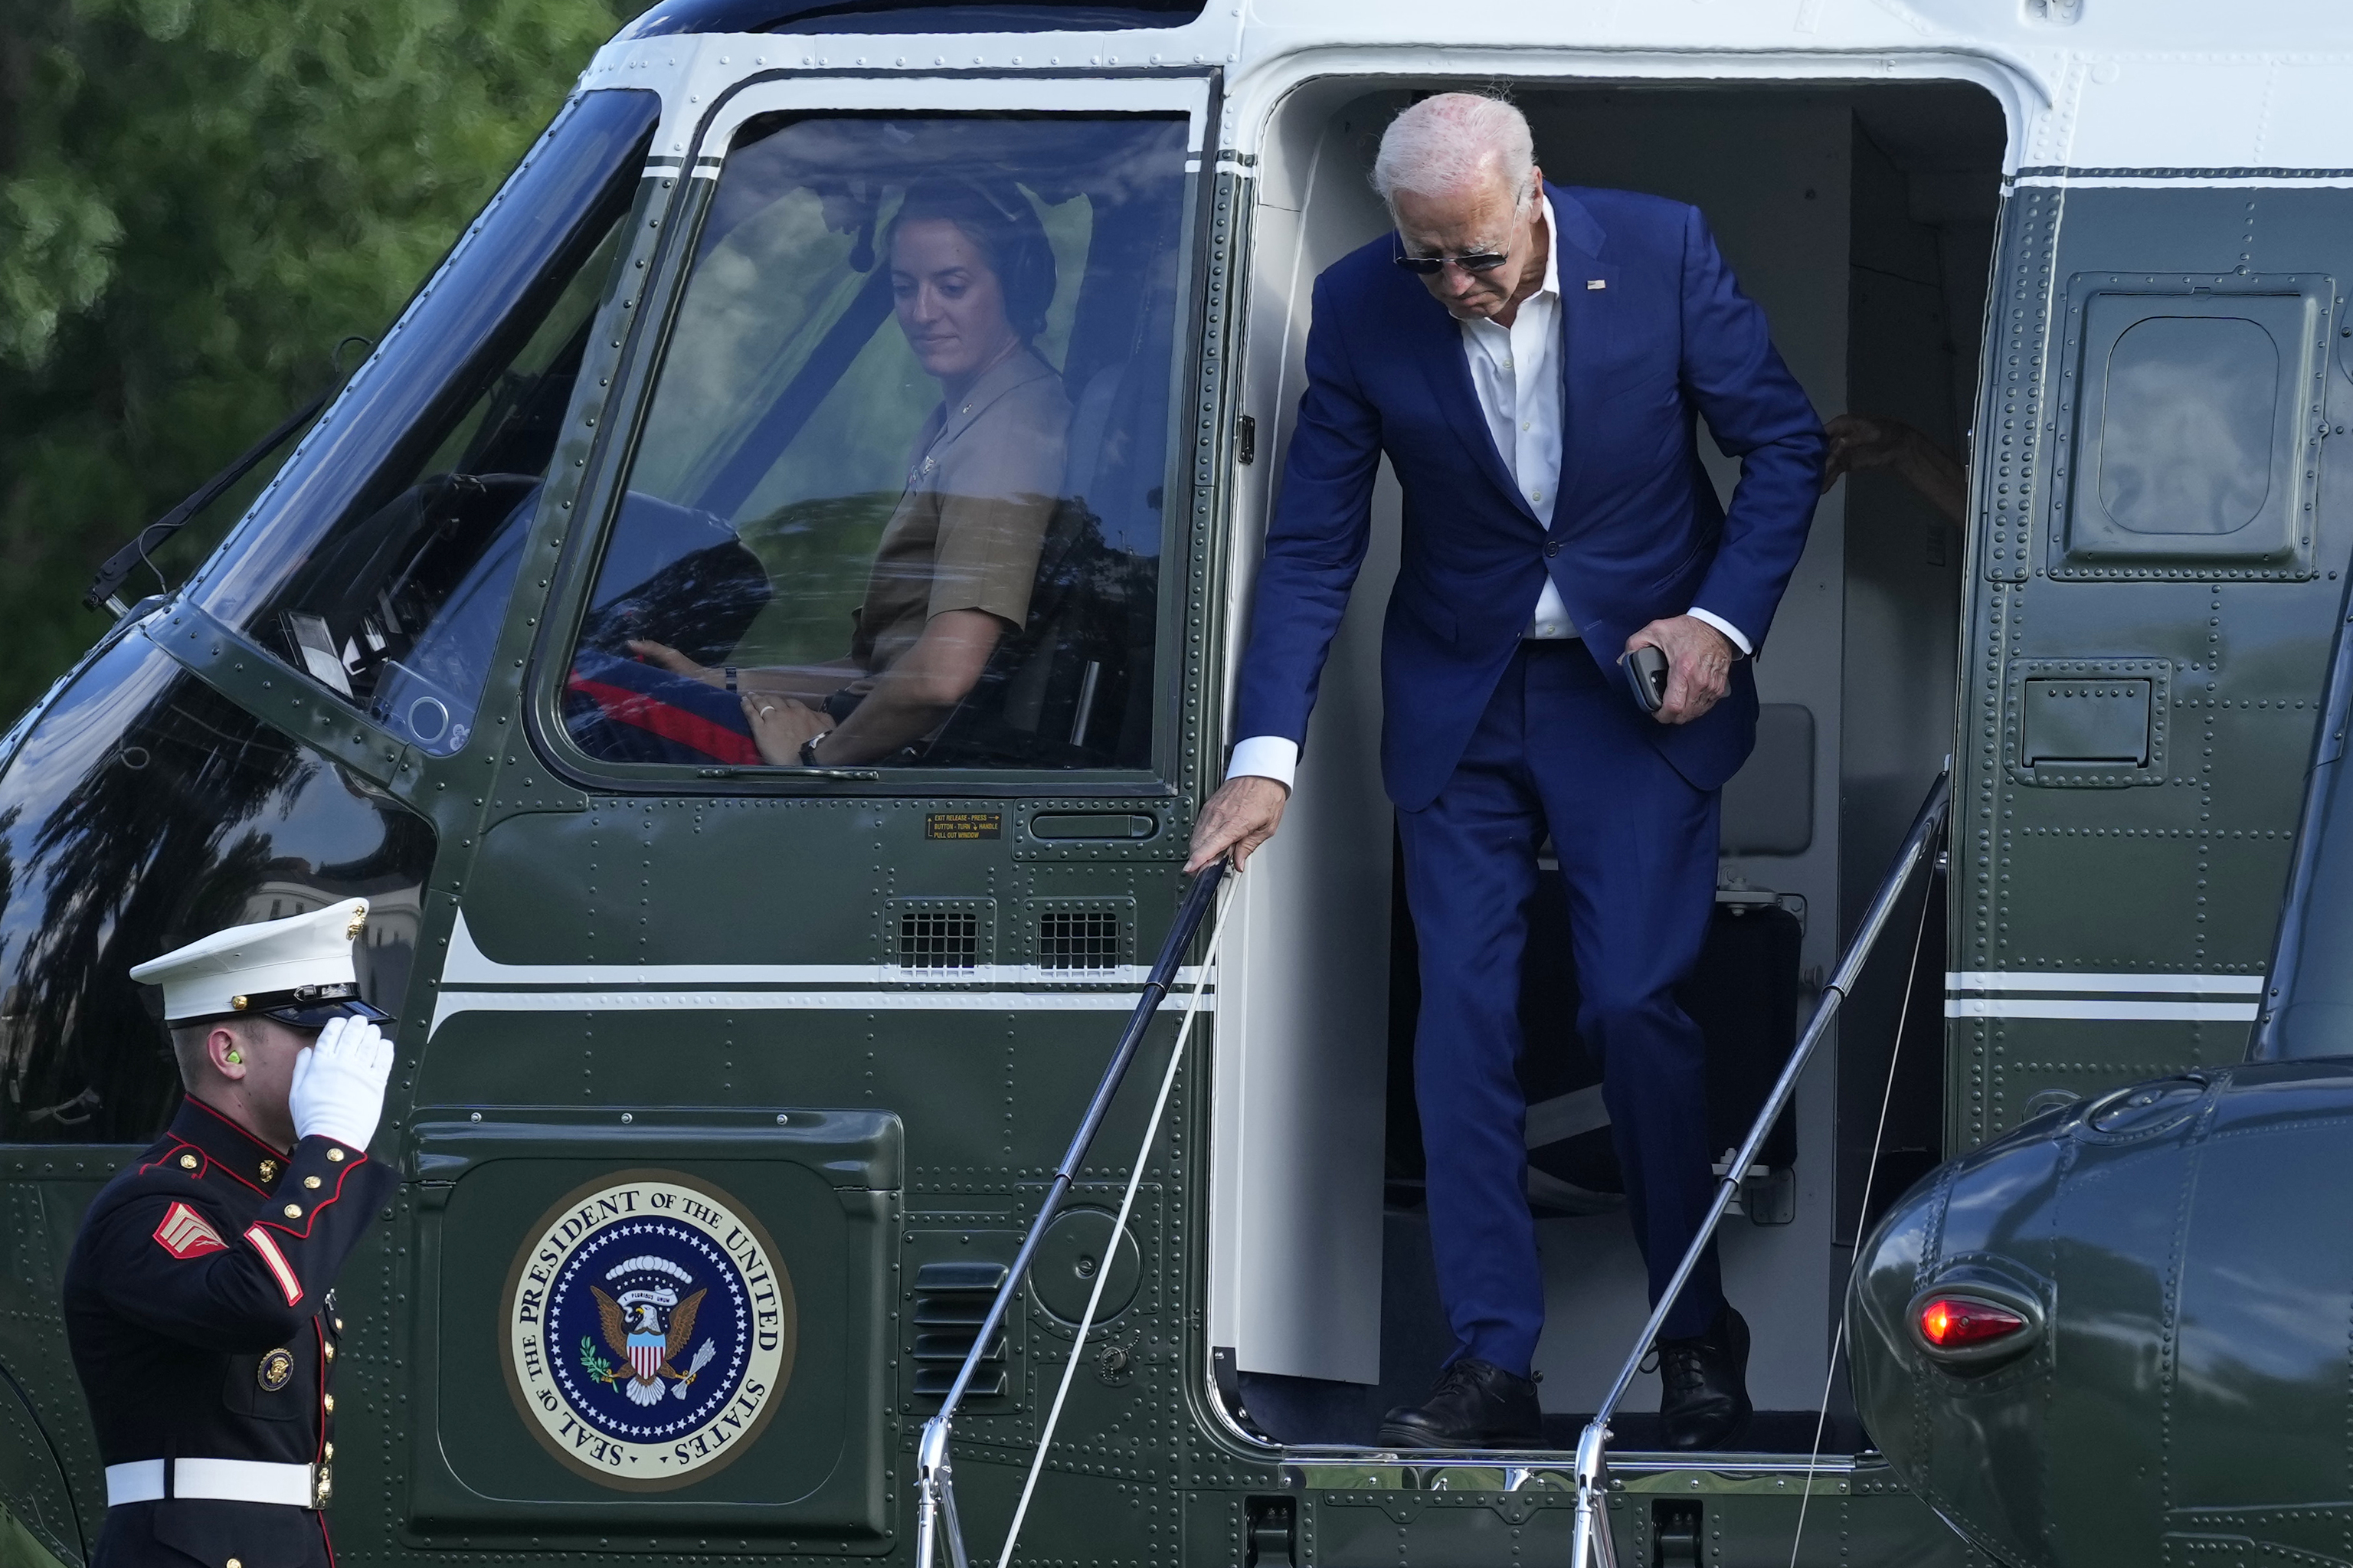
[{"left": 63, "top": 899, "right": 398, "bottom": 1568}]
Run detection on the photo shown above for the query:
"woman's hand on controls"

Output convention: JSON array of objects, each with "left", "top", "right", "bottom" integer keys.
[
  {"left": 743, "top": 693, "right": 830, "bottom": 764},
  {"left": 627, "top": 639, "right": 718, "bottom": 685}
]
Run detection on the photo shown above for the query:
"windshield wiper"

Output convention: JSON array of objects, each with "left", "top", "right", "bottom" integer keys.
[{"left": 84, "top": 336, "right": 370, "bottom": 617}]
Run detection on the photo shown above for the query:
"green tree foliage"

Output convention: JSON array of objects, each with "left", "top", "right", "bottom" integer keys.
[{"left": 0, "top": 0, "right": 630, "bottom": 725}]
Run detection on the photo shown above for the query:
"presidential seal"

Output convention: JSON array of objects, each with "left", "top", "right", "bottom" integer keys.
[{"left": 502, "top": 1170, "right": 794, "bottom": 1489}]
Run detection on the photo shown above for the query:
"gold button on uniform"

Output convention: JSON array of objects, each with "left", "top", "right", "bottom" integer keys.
[
  {"left": 303, "top": 1176, "right": 320, "bottom": 1189},
  {"left": 323, "top": 1394, "right": 335, "bottom": 1413},
  {"left": 178, "top": 1154, "right": 198, "bottom": 1170},
  {"left": 324, "top": 1442, "right": 334, "bottom": 1460},
  {"left": 323, "top": 1343, "right": 335, "bottom": 1361},
  {"left": 335, "top": 1318, "right": 344, "bottom": 1331},
  {"left": 228, "top": 1557, "right": 242, "bottom": 1568},
  {"left": 283, "top": 1204, "right": 301, "bottom": 1218},
  {"left": 325, "top": 1149, "right": 344, "bottom": 1163}
]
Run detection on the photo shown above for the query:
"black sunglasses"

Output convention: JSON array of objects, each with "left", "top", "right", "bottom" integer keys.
[{"left": 1392, "top": 247, "right": 1512, "bottom": 277}]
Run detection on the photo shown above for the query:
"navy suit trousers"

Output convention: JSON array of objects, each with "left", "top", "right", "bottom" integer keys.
[{"left": 1397, "top": 640, "right": 1726, "bottom": 1375}]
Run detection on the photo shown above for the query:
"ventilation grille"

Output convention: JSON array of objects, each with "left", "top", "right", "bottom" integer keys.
[
  {"left": 912, "top": 1262, "right": 1008, "bottom": 1400},
  {"left": 898, "top": 911, "right": 979, "bottom": 973},
  {"left": 1038, "top": 910, "right": 1121, "bottom": 973}
]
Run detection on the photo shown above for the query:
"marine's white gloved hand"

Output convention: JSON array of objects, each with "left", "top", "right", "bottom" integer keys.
[{"left": 288, "top": 1016, "right": 394, "bottom": 1151}]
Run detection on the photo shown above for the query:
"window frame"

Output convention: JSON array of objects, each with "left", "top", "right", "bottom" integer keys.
[
  {"left": 525, "top": 73, "right": 1217, "bottom": 798},
  {"left": 2044, "top": 270, "right": 2332, "bottom": 582},
  {"left": 185, "top": 90, "right": 664, "bottom": 668}
]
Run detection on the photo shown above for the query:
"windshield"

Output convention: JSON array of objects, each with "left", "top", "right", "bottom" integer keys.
[
  {"left": 188, "top": 88, "right": 659, "bottom": 755},
  {"left": 0, "top": 633, "right": 433, "bottom": 1142},
  {"left": 561, "top": 113, "right": 1190, "bottom": 774}
]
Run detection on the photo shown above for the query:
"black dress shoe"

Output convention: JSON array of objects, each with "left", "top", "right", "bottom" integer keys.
[
  {"left": 1655, "top": 1304, "right": 1752, "bottom": 1451},
  {"left": 1377, "top": 1359, "right": 1543, "bottom": 1449}
]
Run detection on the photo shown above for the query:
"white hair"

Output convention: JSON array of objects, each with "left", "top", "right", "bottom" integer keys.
[{"left": 1372, "top": 93, "right": 1536, "bottom": 210}]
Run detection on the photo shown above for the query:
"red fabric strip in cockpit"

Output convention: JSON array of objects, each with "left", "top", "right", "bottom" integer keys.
[{"left": 565, "top": 650, "right": 762, "bottom": 766}]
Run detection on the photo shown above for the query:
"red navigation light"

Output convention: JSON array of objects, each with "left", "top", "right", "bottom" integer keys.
[{"left": 1918, "top": 1296, "right": 2027, "bottom": 1349}]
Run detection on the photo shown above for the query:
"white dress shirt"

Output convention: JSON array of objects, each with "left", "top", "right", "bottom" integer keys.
[{"left": 1228, "top": 196, "right": 1749, "bottom": 791}]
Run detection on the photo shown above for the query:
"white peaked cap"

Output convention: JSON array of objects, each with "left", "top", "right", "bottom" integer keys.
[{"left": 129, "top": 899, "right": 371, "bottom": 1023}]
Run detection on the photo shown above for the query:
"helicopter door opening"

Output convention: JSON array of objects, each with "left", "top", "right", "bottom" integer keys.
[{"left": 1209, "top": 77, "right": 2005, "bottom": 1451}]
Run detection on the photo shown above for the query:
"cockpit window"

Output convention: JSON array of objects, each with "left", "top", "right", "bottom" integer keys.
[
  {"left": 188, "top": 88, "right": 659, "bottom": 756},
  {"left": 561, "top": 113, "right": 1190, "bottom": 774},
  {"left": 0, "top": 633, "right": 433, "bottom": 1144}
]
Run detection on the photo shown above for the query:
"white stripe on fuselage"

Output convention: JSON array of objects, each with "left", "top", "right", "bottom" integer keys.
[
  {"left": 427, "top": 913, "right": 1212, "bottom": 1036},
  {"left": 1943, "top": 997, "right": 2258, "bottom": 1023},
  {"left": 428, "top": 985, "right": 1216, "bottom": 1036},
  {"left": 440, "top": 911, "right": 1190, "bottom": 989},
  {"left": 1942, "top": 971, "right": 2263, "bottom": 1022},
  {"left": 1946, "top": 971, "right": 2264, "bottom": 994},
  {"left": 2015, "top": 173, "right": 2353, "bottom": 189}
]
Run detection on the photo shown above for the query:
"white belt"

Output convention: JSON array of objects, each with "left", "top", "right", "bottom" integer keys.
[{"left": 105, "top": 1458, "right": 324, "bottom": 1509}]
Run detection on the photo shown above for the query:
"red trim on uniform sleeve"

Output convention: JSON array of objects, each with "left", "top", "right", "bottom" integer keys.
[
  {"left": 244, "top": 1224, "right": 304, "bottom": 1305},
  {"left": 251, "top": 1147, "right": 367, "bottom": 1242},
  {"left": 152, "top": 1202, "right": 229, "bottom": 1259}
]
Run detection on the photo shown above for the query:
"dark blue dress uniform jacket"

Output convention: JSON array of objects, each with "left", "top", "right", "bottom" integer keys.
[
  {"left": 1232, "top": 183, "right": 1825, "bottom": 807},
  {"left": 63, "top": 1098, "right": 395, "bottom": 1568}
]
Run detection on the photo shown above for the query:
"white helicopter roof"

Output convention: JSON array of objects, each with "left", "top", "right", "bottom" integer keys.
[{"left": 584, "top": 2, "right": 2353, "bottom": 197}]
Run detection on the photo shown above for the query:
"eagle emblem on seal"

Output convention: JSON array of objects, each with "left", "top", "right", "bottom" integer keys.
[{"left": 581, "top": 1255, "right": 718, "bottom": 1407}]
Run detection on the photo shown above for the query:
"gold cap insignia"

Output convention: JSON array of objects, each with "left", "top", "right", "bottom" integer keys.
[{"left": 345, "top": 909, "right": 368, "bottom": 940}]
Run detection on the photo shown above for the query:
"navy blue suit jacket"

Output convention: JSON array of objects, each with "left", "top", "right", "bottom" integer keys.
[{"left": 1232, "top": 184, "right": 1825, "bottom": 810}]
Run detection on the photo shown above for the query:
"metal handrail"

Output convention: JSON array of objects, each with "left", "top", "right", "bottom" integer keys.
[
  {"left": 915, "top": 861, "right": 1228, "bottom": 1568},
  {"left": 1568, "top": 767, "right": 1951, "bottom": 1568}
]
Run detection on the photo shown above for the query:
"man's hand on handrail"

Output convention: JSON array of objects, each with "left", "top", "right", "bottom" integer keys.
[{"left": 1184, "top": 775, "right": 1290, "bottom": 873}]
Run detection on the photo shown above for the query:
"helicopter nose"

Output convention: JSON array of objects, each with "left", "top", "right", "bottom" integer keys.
[
  {"left": 1849, "top": 1124, "right": 2064, "bottom": 1568},
  {"left": 1846, "top": 1062, "right": 2353, "bottom": 1568}
]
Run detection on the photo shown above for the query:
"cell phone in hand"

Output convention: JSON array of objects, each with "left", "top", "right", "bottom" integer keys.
[{"left": 1622, "top": 645, "right": 1670, "bottom": 714}]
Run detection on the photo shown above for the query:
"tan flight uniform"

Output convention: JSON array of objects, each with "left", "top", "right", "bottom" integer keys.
[{"left": 848, "top": 350, "right": 1071, "bottom": 684}]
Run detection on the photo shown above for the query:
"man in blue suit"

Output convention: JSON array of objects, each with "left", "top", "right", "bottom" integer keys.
[{"left": 1186, "top": 93, "right": 1823, "bottom": 1450}]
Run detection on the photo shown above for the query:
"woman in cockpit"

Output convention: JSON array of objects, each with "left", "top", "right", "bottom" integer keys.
[{"left": 626, "top": 179, "right": 1070, "bottom": 767}]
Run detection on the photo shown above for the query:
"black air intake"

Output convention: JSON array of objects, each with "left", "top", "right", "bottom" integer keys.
[
  {"left": 911, "top": 1262, "right": 1009, "bottom": 1399},
  {"left": 899, "top": 911, "right": 979, "bottom": 974},
  {"left": 1038, "top": 908, "right": 1121, "bottom": 972}
]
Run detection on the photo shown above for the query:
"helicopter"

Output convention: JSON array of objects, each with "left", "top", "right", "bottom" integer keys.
[{"left": 0, "top": 0, "right": 2347, "bottom": 1563}]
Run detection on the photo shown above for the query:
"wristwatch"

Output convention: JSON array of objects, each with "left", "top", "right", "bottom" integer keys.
[{"left": 800, "top": 731, "right": 832, "bottom": 767}]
